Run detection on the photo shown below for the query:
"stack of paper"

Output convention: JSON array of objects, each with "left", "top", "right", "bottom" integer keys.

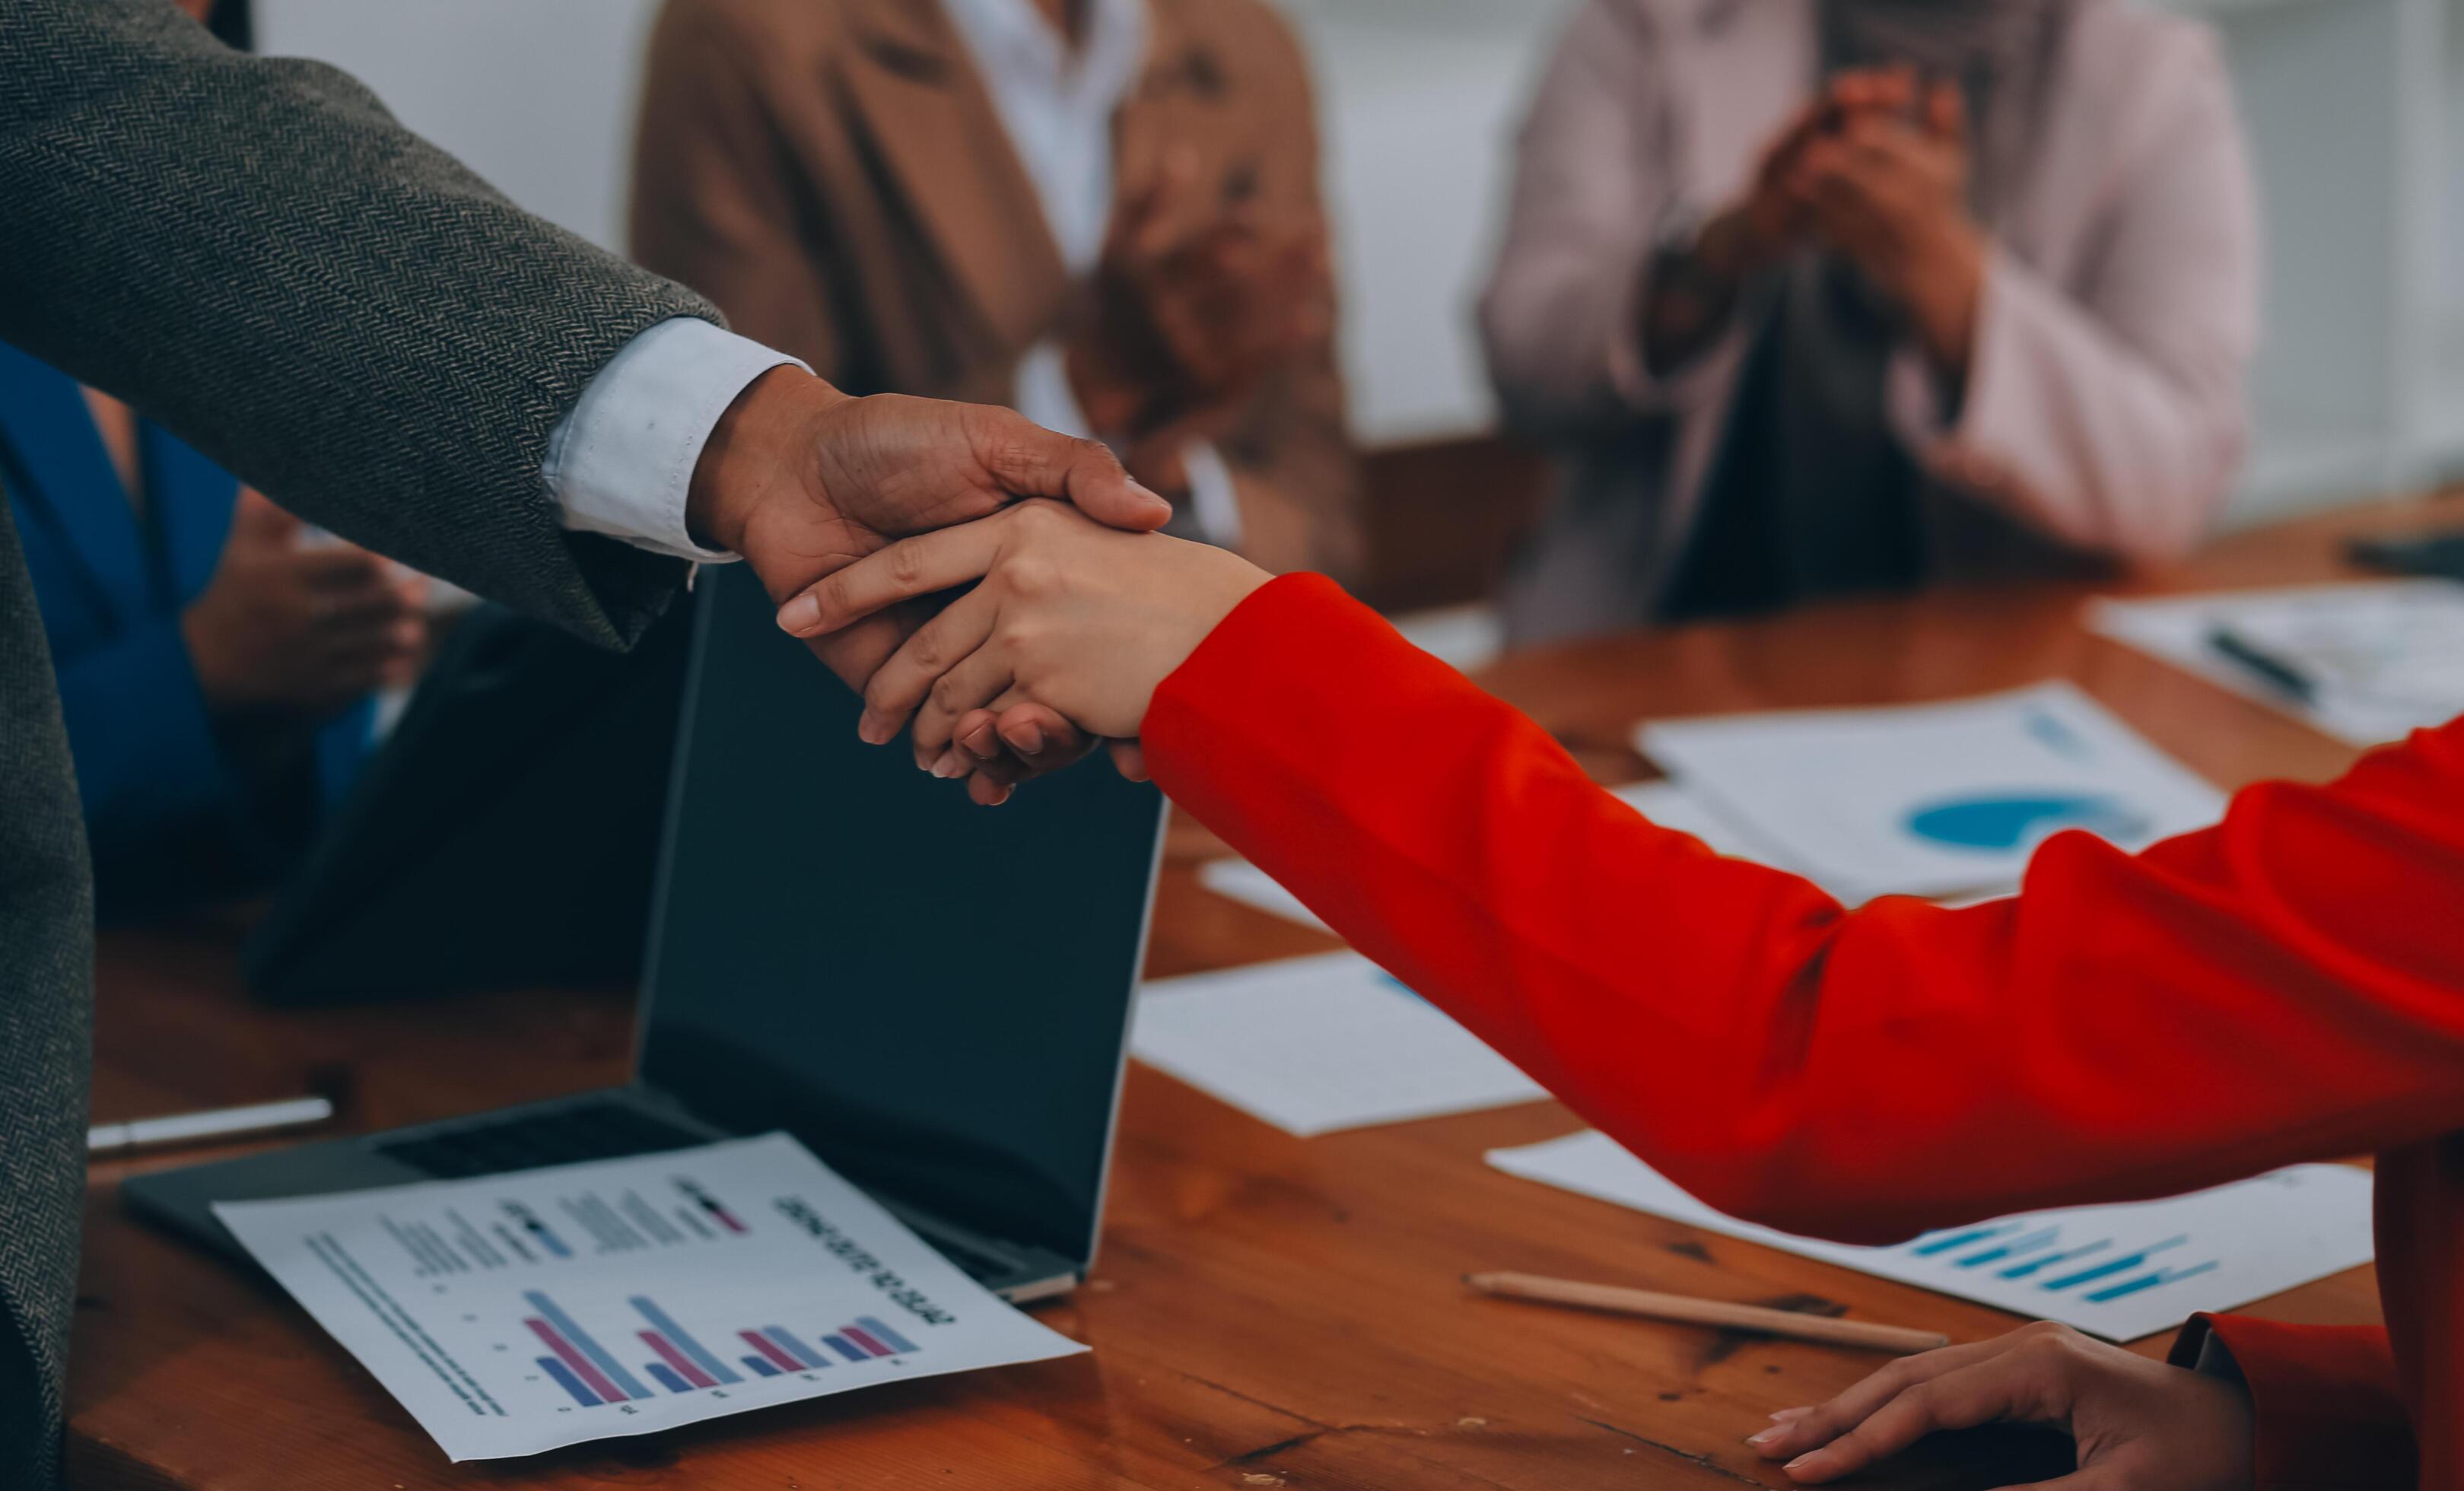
[
  {"left": 217, "top": 1134, "right": 1085, "bottom": 1461},
  {"left": 1133, "top": 952, "right": 1547, "bottom": 1134},
  {"left": 1636, "top": 682, "right": 2226, "bottom": 901},
  {"left": 1488, "top": 1130, "right": 2374, "bottom": 1342},
  {"left": 1196, "top": 780, "right": 1818, "bottom": 936},
  {"left": 2091, "top": 581, "right": 2464, "bottom": 746}
]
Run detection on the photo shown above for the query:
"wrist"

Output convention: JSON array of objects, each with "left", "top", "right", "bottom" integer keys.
[
  {"left": 685, "top": 365, "right": 852, "bottom": 555},
  {"left": 1909, "top": 224, "right": 1986, "bottom": 378}
]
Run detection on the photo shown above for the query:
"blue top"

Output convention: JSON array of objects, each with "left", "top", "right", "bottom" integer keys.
[{"left": 0, "top": 339, "right": 372, "bottom": 916}]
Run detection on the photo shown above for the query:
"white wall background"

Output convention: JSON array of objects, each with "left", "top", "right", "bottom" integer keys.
[{"left": 260, "top": 0, "right": 2464, "bottom": 523}]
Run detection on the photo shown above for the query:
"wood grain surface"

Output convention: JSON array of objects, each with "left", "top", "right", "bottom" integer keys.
[{"left": 68, "top": 488, "right": 2459, "bottom": 1489}]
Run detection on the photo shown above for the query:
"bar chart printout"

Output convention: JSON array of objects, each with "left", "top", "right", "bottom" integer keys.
[
  {"left": 1486, "top": 1131, "right": 2375, "bottom": 1341},
  {"left": 213, "top": 1133, "right": 1085, "bottom": 1460}
]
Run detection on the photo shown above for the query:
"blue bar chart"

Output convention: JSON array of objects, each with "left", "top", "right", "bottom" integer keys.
[
  {"left": 1486, "top": 1130, "right": 2379, "bottom": 1343},
  {"left": 1896, "top": 1224, "right": 2224, "bottom": 1309}
]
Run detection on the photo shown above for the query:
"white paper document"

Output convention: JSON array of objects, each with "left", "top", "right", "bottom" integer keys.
[
  {"left": 1489, "top": 1131, "right": 2374, "bottom": 1343},
  {"left": 1636, "top": 682, "right": 2226, "bottom": 900},
  {"left": 2091, "top": 581, "right": 2464, "bottom": 746},
  {"left": 1133, "top": 952, "right": 1547, "bottom": 1135},
  {"left": 1195, "top": 780, "right": 1815, "bottom": 936},
  {"left": 1197, "top": 857, "right": 1334, "bottom": 933},
  {"left": 215, "top": 1133, "right": 1085, "bottom": 1461}
]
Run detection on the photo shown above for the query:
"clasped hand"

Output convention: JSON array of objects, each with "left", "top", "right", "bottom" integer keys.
[
  {"left": 685, "top": 368, "right": 1186, "bottom": 791},
  {"left": 1691, "top": 65, "right": 1985, "bottom": 377},
  {"left": 776, "top": 500, "right": 1270, "bottom": 803}
]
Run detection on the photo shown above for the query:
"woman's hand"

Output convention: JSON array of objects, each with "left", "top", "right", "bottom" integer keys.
[
  {"left": 1747, "top": 1321, "right": 2253, "bottom": 1490},
  {"left": 774, "top": 500, "right": 1270, "bottom": 780}
]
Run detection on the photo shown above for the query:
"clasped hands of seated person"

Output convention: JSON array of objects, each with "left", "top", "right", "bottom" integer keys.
[
  {"left": 1063, "top": 146, "right": 1331, "bottom": 501},
  {"left": 1648, "top": 63, "right": 1984, "bottom": 383}
]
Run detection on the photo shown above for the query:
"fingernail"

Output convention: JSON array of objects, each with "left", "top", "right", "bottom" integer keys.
[
  {"left": 1747, "top": 1427, "right": 1787, "bottom": 1448},
  {"left": 777, "top": 595, "right": 822, "bottom": 634},
  {"left": 930, "top": 754, "right": 962, "bottom": 780},
  {"left": 1009, "top": 724, "right": 1046, "bottom": 755},
  {"left": 1129, "top": 480, "right": 1171, "bottom": 511},
  {"left": 857, "top": 713, "right": 888, "bottom": 746},
  {"left": 1771, "top": 1407, "right": 1813, "bottom": 1422},
  {"left": 965, "top": 732, "right": 1000, "bottom": 762},
  {"left": 1784, "top": 1454, "right": 1817, "bottom": 1475}
]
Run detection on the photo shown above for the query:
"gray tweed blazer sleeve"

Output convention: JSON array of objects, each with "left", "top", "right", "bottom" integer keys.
[
  {"left": 0, "top": 0, "right": 729, "bottom": 647},
  {"left": 0, "top": 4, "right": 749, "bottom": 1483}
]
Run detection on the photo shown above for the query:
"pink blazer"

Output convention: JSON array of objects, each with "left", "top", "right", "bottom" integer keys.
[{"left": 1479, "top": 0, "right": 2260, "bottom": 641}]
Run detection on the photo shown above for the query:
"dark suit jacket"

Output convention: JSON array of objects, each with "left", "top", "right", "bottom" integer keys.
[
  {"left": 631, "top": 0, "right": 1359, "bottom": 578},
  {"left": 0, "top": 3, "right": 719, "bottom": 1480},
  {"left": 0, "top": 342, "right": 374, "bottom": 918}
]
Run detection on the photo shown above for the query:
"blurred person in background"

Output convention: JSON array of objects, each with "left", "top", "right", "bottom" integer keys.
[
  {"left": 1480, "top": 0, "right": 2259, "bottom": 641},
  {"left": 0, "top": 0, "right": 424, "bottom": 918},
  {"left": 631, "top": 0, "right": 1360, "bottom": 580}
]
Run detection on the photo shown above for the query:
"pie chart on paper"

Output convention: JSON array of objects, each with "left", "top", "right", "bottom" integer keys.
[{"left": 1903, "top": 793, "right": 2152, "bottom": 854}]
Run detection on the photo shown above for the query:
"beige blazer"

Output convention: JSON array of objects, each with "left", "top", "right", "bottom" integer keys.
[
  {"left": 631, "top": 0, "right": 1359, "bottom": 578},
  {"left": 1480, "top": 0, "right": 2260, "bottom": 641}
]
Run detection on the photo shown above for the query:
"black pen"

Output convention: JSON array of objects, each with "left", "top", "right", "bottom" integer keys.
[{"left": 2207, "top": 625, "right": 2317, "bottom": 706}]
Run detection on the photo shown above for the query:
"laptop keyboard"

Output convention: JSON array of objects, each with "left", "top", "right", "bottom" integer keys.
[{"left": 374, "top": 1101, "right": 707, "bottom": 1180}]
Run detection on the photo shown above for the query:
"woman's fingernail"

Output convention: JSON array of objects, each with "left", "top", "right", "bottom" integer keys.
[
  {"left": 930, "top": 754, "right": 961, "bottom": 779},
  {"left": 1771, "top": 1407, "right": 1813, "bottom": 1422},
  {"left": 965, "top": 732, "right": 1000, "bottom": 761},
  {"left": 777, "top": 595, "right": 822, "bottom": 634},
  {"left": 1009, "top": 724, "right": 1046, "bottom": 755},
  {"left": 1130, "top": 480, "right": 1171, "bottom": 512},
  {"left": 1747, "top": 1426, "right": 1787, "bottom": 1448},
  {"left": 857, "top": 713, "right": 886, "bottom": 746},
  {"left": 1784, "top": 1454, "right": 1817, "bottom": 1475}
]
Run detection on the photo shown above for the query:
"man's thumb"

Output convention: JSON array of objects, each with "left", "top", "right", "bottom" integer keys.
[{"left": 976, "top": 409, "right": 1172, "bottom": 532}]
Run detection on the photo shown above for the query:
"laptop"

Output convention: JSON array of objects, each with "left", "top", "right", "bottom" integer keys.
[
  {"left": 242, "top": 597, "right": 694, "bottom": 1005},
  {"left": 126, "top": 563, "right": 1169, "bottom": 1302}
]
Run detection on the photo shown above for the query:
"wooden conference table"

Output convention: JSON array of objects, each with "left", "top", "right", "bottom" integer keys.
[{"left": 68, "top": 490, "right": 2459, "bottom": 1489}]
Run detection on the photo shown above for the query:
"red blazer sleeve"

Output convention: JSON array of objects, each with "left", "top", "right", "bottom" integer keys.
[
  {"left": 1143, "top": 575, "right": 2464, "bottom": 1241},
  {"left": 2169, "top": 1317, "right": 2415, "bottom": 1489}
]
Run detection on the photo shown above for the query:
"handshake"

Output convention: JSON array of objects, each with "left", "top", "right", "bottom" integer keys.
[{"left": 689, "top": 367, "right": 1272, "bottom": 803}]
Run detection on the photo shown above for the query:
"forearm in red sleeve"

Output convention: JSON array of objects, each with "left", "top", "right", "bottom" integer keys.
[
  {"left": 2169, "top": 1316, "right": 2415, "bottom": 1489},
  {"left": 1143, "top": 575, "right": 2464, "bottom": 1242}
]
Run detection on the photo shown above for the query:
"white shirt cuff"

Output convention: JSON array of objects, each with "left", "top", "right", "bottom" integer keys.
[{"left": 543, "top": 316, "right": 808, "bottom": 562}]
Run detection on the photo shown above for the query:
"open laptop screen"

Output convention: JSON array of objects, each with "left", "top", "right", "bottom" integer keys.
[{"left": 639, "top": 566, "right": 1165, "bottom": 1265}]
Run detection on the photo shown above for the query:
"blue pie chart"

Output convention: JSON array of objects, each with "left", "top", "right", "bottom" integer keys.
[{"left": 1903, "top": 793, "right": 2149, "bottom": 853}]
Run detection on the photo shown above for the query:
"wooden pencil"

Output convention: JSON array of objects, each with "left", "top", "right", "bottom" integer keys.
[{"left": 1465, "top": 1270, "right": 1951, "bottom": 1354}]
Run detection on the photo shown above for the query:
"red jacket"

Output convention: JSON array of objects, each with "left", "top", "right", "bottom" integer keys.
[{"left": 1146, "top": 574, "right": 2464, "bottom": 1489}]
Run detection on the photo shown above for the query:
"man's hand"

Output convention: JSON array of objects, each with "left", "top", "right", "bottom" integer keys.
[
  {"left": 182, "top": 488, "right": 428, "bottom": 716},
  {"left": 1747, "top": 1321, "right": 2254, "bottom": 1490},
  {"left": 1782, "top": 73, "right": 1986, "bottom": 377},
  {"left": 684, "top": 367, "right": 1174, "bottom": 704},
  {"left": 1067, "top": 150, "right": 1331, "bottom": 485}
]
